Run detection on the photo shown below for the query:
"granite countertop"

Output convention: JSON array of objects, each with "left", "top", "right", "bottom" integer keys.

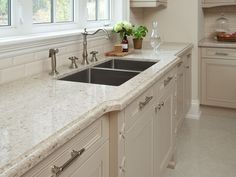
[
  {"left": 0, "top": 42, "right": 193, "bottom": 177},
  {"left": 199, "top": 38, "right": 236, "bottom": 48}
]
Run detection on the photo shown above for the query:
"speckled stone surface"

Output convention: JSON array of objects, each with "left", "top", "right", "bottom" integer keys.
[
  {"left": 199, "top": 38, "right": 236, "bottom": 48},
  {"left": 0, "top": 42, "right": 193, "bottom": 177}
]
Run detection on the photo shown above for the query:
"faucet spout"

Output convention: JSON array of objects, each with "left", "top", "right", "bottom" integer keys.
[{"left": 81, "top": 28, "right": 111, "bottom": 65}]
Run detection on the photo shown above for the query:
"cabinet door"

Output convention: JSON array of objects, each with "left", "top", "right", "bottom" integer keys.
[
  {"left": 203, "top": 0, "right": 235, "bottom": 3},
  {"left": 125, "top": 104, "right": 154, "bottom": 177},
  {"left": 157, "top": 90, "right": 173, "bottom": 177},
  {"left": 69, "top": 141, "right": 109, "bottom": 177},
  {"left": 184, "top": 54, "right": 192, "bottom": 115},
  {"left": 176, "top": 66, "right": 184, "bottom": 130},
  {"left": 201, "top": 58, "right": 236, "bottom": 108}
]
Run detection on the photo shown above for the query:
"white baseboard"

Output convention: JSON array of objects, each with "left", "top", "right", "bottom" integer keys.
[{"left": 186, "top": 99, "right": 202, "bottom": 120}]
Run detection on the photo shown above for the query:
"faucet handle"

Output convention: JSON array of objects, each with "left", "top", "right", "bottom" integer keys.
[
  {"left": 90, "top": 51, "right": 98, "bottom": 62},
  {"left": 68, "top": 56, "right": 79, "bottom": 69}
]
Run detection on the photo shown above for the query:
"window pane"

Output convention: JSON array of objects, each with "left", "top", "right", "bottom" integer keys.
[
  {"left": 0, "top": 0, "right": 10, "bottom": 26},
  {"left": 98, "top": 0, "right": 110, "bottom": 20},
  {"left": 33, "top": 0, "right": 52, "bottom": 23},
  {"left": 56, "top": 0, "right": 74, "bottom": 22},
  {"left": 87, "top": 0, "right": 96, "bottom": 21}
]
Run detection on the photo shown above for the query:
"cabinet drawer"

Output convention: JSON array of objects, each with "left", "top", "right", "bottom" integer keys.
[
  {"left": 202, "top": 48, "right": 236, "bottom": 59},
  {"left": 157, "top": 66, "right": 177, "bottom": 98},
  {"left": 23, "top": 115, "right": 109, "bottom": 177},
  {"left": 125, "top": 86, "right": 154, "bottom": 129}
]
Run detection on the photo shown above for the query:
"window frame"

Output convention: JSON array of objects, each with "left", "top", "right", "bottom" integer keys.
[{"left": 0, "top": 0, "right": 127, "bottom": 38}]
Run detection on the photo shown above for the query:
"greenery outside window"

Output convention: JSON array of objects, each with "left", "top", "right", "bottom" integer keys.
[
  {"left": 33, "top": 0, "right": 74, "bottom": 24},
  {"left": 87, "top": 0, "right": 110, "bottom": 21},
  {"left": 0, "top": 0, "right": 11, "bottom": 26}
]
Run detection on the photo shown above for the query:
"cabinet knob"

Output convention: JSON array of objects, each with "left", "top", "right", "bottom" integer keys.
[
  {"left": 155, "top": 104, "right": 162, "bottom": 112},
  {"left": 161, "top": 101, "right": 165, "bottom": 107}
]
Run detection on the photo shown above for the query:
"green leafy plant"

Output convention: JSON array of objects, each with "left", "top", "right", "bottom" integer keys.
[{"left": 132, "top": 25, "right": 148, "bottom": 40}]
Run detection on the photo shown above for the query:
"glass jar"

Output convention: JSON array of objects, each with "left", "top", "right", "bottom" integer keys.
[{"left": 215, "top": 13, "right": 229, "bottom": 33}]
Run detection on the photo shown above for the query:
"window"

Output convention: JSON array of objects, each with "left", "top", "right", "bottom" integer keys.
[
  {"left": 0, "top": 0, "right": 11, "bottom": 26},
  {"left": 33, "top": 0, "right": 74, "bottom": 24},
  {"left": 87, "top": 0, "right": 110, "bottom": 21}
]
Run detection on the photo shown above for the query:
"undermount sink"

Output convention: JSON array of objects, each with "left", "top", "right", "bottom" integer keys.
[
  {"left": 94, "top": 59, "right": 157, "bottom": 72},
  {"left": 59, "top": 68, "right": 140, "bottom": 86},
  {"left": 59, "top": 59, "right": 158, "bottom": 86}
]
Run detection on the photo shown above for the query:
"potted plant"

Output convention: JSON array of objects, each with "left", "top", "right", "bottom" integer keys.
[
  {"left": 132, "top": 25, "right": 148, "bottom": 49},
  {"left": 113, "top": 21, "right": 133, "bottom": 52}
]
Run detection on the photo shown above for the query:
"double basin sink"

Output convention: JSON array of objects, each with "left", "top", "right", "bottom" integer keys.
[{"left": 59, "top": 59, "right": 158, "bottom": 86}]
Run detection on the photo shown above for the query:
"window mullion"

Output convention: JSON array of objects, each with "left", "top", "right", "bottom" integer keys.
[
  {"left": 96, "top": 0, "right": 98, "bottom": 21},
  {"left": 8, "top": 0, "right": 11, "bottom": 26},
  {"left": 51, "top": 0, "right": 55, "bottom": 23}
]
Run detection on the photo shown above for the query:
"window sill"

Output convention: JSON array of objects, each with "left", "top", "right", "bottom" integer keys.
[{"left": 0, "top": 26, "right": 113, "bottom": 47}]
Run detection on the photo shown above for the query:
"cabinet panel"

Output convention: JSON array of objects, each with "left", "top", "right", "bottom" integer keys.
[
  {"left": 201, "top": 58, "right": 236, "bottom": 108},
  {"left": 157, "top": 89, "right": 173, "bottom": 177},
  {"left": 125, "top": 102, "right": 154, "bottom": 177},
  {"left": 176, "top": 65, "right": 184, "bottom": 131},
  {"left": 69, "top": 141, "right": 109, "bottom": 177},
  {"left": 23, "top": 115, "right": 109, "bottom": 177},
  {"left": 184, "top": 54, "right": 192, "bottom": 115},
  {"left": 130, "top": 0, "right": 167, "bottom": 8},
  {"left": 125, "top": 86, "right": 154, "bottom": 130},
  {"left": 203, "top": 0, "right": 235, "bottom": 3}
]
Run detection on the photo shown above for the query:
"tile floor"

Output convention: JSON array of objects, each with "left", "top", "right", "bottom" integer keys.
[{"left": 164, "top": 106, "right": 236, "bottom": 177}]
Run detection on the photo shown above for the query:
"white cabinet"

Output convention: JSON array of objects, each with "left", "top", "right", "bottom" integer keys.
[
  {"left": 176, "top": 60, "right": 185, "bottom": 131},
  {"left": 124, "top": 87, "right": 155, "bottom": 177},
  {"left": 154, "top": 70, "right": 176, "bottom": 177},
  {"left": 22, "top": 115, "right": 109, "bottom": 177},
  {"left": 184, "top": 53, "right": 192, "bottom": 115},
  {"left": 130, "top": 0, "right": 167, "bottom": 8},
  {"left": 69, "top": 141, "right": 109, "bottom": 177},
  {"left": 125, "top": 101, "right": 154, "bottom": 177},
  {"left": 201, "top": 48, "right": 236, "bottom": 108},
  {"left": 202, "top": 0, "right": 236, "bottom": 8}
]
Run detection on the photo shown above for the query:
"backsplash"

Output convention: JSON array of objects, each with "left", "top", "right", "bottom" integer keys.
[
  {"left": 130, "top": 8, "right": 144, "bottom": 25},
  {"left": 203, "top": 6, "right": 236, "bottom": 38},
  {"left": 0, "top": 34, "right": 117, "bottom": 85}
]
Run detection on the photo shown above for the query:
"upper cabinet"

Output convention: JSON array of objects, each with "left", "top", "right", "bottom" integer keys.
[
  {"left": 202, "top": 0, "right": 236, "bottom": 8},
  {"left": 130, "top": 0, "right": 167, "bottom": 8}
]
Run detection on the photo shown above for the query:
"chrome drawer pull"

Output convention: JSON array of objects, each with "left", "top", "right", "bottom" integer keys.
[
  {"left": 215, "top": 52, "right": 228, "bottom": 56},
  {"left": 185, "top": 66, "right": 190, "bottom": 69},
  {"left": 51, "top": 148, "right": 85, "bottom": 177},
  {"left": 164, "top": 76, "right": 173, "bottom": 87},
  {"left": 177, "top": 61, "right": 183, "bottom": 67},
  {"left": 139, "top": 96, "right": 153, "bottom": 110}
]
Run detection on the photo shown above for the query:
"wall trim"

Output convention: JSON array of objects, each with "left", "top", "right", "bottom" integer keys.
[{"left": 186, "top": 99, "right": 202, "bottom": 120}]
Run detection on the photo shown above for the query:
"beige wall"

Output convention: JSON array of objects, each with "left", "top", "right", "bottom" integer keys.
[{"left": 139, "top": 0, "right": 201, "bottom": 103}]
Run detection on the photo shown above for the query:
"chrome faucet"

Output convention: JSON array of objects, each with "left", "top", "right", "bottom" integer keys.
[
  {"left": 49, "top": 48, "right": 59, "bottom": 76},
  {"left": 81, "top": 28, "right": 111, "bottom": 65}
]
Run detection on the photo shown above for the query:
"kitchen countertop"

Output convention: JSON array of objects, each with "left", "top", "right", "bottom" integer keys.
[
  {"left": 199, "top": 38, "right": 236, "bottom": 48},
  {"left": 0, "top": 42, "right": 193, "bottom": 177}
]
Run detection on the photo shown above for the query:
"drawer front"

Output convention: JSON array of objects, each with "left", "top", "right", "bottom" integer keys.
[
  {"left": 23, "top": 115, "right": 109, "bottom": 177},
  {"left": 202, "top": 48, "right": 236, "bottom": 59},
  {"left": 125, "top": 86, "right": 154, "bottom": 130},
  {"left": 158, "top": 66, "right": 177, "bottom": 98}
]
